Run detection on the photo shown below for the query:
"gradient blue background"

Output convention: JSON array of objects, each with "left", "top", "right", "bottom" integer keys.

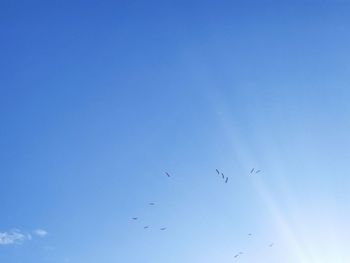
[{"left": 1, "top": 1, "right": 350, "bottom": 262}]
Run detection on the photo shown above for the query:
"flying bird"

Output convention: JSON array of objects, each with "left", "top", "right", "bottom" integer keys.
[
  {"left": 216, "top": 169, "right": 220, "bottom": 174},
  {"left": 234, "top": 252, "right": 243, "bottom": 259},
  {"left": 160, "top": 227, "right": 166, "bottom": 231},
  {"left": 250, "top": 168, "right": 255, "bottom": 174},
  {"left": 165, "top": 172, "right": 171, "bottom": 177},
  {"left": 248, "top": 233, "right": 252, "bottom": 236},
  {"left": 255, "top": 170, "right": 261, "bottom": 173},
  {"left": 225, "top": 177, "right": 228, "bottom": 183},
  {"left": 144, "top": 226, "right": 149, "bottom": 229},
  {"left": 269, "top": 243, "right": 274, "bottom": 247},
  {"left": 221, "top": 173, "right": 225, "bottom": 179},
  {"left": 132, "top": 217, "right": 138, "bottom": 220},
  {"left": 149, "top": 202, "right": 155, "bottom": 205}
]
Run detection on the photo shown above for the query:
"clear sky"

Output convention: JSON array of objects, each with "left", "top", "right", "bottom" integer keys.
[{"left": 1, "top": 1, "right": 350, "bottom": 262}]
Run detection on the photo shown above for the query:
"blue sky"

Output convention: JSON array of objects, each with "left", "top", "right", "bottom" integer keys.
[{"left": 1, "top": 1, "right": 350, "bottom": 262}]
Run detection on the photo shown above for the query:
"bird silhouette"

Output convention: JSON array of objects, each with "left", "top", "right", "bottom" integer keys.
[
  {"left": 250, "top": 168, "right": 255, "bottom": 174},
  {"left": 221, "top": 173, "right": 225, "bottom": 179},
  {"left": 132, "top": 217, "right": 138, "bottom": 220},
  {"left": 149, "top": 202, "right": 155, "bottom": 205},
  {"left": 269, "top": 243, "right": 274, "bottom": 247},
  {"left": 144, "top": 226, "right": 149, "bottom": 229},
  {"left": 255, "top": 170, "right": 261, "bottom": 174},
  {"left": 160, "top": 227, "right": 166, "bottom": 231},
  {"left": 216, "top": 169, "right": 220, "bottom": 174},
  {"left": 165, "top": 172, "right": 171, "bottom": 177},
  {"left": 234, "top": 252, "right": 243, "bottom": 259},
  {"left": 225, "top": 177, "right": 228, "bottom": 183}
]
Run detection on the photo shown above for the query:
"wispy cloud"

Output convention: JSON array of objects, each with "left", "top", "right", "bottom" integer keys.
[
  {"left": 0, "top": 230, "right": 28, "bottom": 245},
  {"left": 0, "top": 228, "right": 48, "bottom": 246},
  {"left": 33, "top": 229, "right": 48, "bottom": 237}
]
